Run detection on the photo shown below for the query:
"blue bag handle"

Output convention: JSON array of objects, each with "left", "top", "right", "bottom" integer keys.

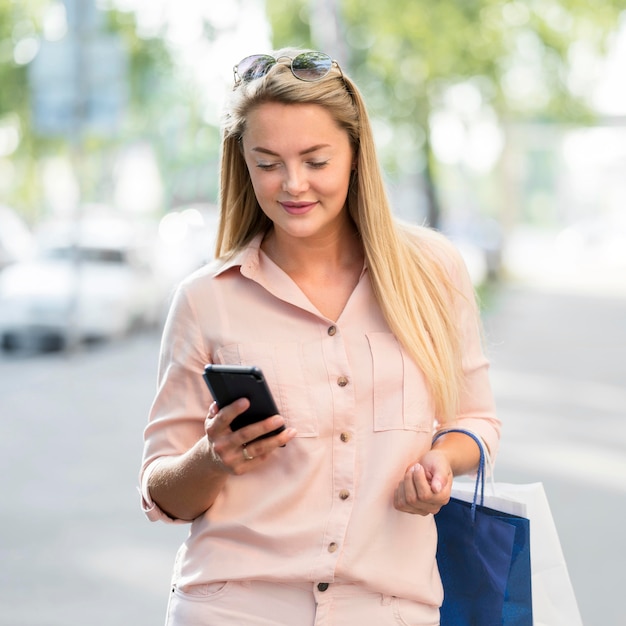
[{"left": 432, "top": 428, "right": 486, "bottom": 520}]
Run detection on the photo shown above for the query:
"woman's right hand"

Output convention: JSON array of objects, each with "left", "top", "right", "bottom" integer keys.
[
  {"left": 205, "top": 399, "right": 297, "bottom": 475},
  {"left": 148, "top": 400, "right": 296, "bottom": 521}
]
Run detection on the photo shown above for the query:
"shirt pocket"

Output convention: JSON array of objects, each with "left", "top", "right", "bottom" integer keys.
[
  {"left": 366, "top": 332, "right": 433, "bottom": 432},
  {"left": 214, "top": 342, "right": 319, "bottom": 437}
]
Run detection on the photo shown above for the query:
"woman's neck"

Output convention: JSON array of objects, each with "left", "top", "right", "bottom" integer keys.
[
  {"left": 261, "top": 226, "right": 363, "bottom": 278},
  {"left": 262, "top": 226, "right": 364, "bottom": 321}
]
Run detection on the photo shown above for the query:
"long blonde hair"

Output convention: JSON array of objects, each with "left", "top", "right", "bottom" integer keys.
[{"left": 217, "top": 48, "right": 464, "bottom": 423}]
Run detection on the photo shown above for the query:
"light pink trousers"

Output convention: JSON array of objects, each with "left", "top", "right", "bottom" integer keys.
[{"left": 165, "top": 580, "right": 439, "bottom": 626}]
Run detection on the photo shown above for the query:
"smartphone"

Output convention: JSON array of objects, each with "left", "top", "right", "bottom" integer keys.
[{"left": 202, "top": 364, "right": 285, "bottom": 441}]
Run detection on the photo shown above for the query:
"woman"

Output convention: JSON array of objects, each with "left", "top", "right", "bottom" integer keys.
[{"left": 140, "top": 48, "right": 501, "bottom": 625}]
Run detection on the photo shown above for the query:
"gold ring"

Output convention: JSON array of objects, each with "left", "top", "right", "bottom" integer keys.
[{"left": 242, "top": 446, "right": 254, "bottom": 461}]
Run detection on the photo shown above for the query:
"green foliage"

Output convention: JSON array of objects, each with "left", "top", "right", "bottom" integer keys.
[
  {"left": 103, "top": 9, "right": 173, "bottom": 112},
  {"left": 266, "top": 0, "right": 312, "bottom": 49},
  {"left": 0, "top": 0, "right": 46, "bottom": 118},
  {"left": 0, "top": 1, "right": 205, "bottom": 217},
  {"left": 267, "top": 0, "right": 623, "bottom": 123},
  {"left": 266, "top": 0, "right": 624, "bottom": 226}
]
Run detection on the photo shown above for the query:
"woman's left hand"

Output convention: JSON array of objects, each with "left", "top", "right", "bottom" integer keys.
[{"left": 393, "top": 449, "right": 453, "bottom": 516}]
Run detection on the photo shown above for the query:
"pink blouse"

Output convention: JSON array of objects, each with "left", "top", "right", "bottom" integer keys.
[{"left": 140, "top": 232, "right": 500, "bottom": 606}]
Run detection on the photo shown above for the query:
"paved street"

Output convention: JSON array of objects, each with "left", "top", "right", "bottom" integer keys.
[
  {"left": 483, "top": 285, "right": 626, "bottom": 626},
  {"left": 0, "top": 329, "right": 187, "bottom": 625},
  {"left": 1, "top": 282, "right": 624, "bottom": 625}
]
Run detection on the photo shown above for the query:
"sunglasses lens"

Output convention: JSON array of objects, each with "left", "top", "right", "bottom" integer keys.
[
  {"left": 237, "top": 55, "right": 276, "bottom": 82},
  {"left": 291, "top": 52, "right": 333, "bottom": 81}
]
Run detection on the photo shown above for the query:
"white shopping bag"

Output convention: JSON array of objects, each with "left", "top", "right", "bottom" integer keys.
[{"left": 451, "top": 480, "right": 583, "bottom": 626}]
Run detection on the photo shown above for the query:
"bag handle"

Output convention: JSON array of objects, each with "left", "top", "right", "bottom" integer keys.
[{"left": 432, "top": 428, "right": 486, "bottom": 519}]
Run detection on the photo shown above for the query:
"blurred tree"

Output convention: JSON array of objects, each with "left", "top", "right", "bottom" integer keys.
[
  {"left": 0, "top": 0, "right": 48, "bottom": 218},
  {"left": 103, "top": 8, "right": 221, "bottom": 211},
  {"left": 266, "top": 0, "right": 624, "bottom": 227},
  {"left": 0, "top": 1, "right": 33, "bottom": 117},
  {"left": 0, "top": 0, "right": 199, "bottom": 221}
]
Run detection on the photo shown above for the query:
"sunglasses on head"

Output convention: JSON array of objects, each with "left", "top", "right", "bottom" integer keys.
[{"left": 233, "top": 51, "right": 342, "bottom": 86}]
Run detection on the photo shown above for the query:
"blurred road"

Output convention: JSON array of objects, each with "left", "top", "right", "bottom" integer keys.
[
  {"left": 1, "top": 282, "right": 624, "bottom": 625},
  {"left": 0, "top": 329, "right": 188, "bottom": 626},
  {"left": 483, "top": 285, "right": 626, "bottom": 626}
]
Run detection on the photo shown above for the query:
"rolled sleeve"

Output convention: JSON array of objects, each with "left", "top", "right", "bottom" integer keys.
[
  {"left": 139, "top": 275, "right": 215, "bottom": 524},
  {"left": 436, "top": 238, "right": 501, "bottom": 459}
]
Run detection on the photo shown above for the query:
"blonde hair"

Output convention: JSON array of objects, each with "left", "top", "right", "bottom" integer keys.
[{"left": 216, "top": 48, "right": 464, "bottom": 423}]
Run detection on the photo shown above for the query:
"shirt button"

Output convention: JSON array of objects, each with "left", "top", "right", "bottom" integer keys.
[
  {"left": 339, "top": 489, "right": 350, "bottom": 500},
  {"left": 328, "top": 542, "right": 338, "bottom": 553},
  {"left": 327, "top": 325, "right": 337, "bottom": 336},
  {"left": 317, "top": 582, "right": 329, "bottom": 592},
  {"left": 337, "top": 376, "right": 349, "bottom": 387},
  {"left": 340, "top": 432, "right": 351, "bottom": 443}
]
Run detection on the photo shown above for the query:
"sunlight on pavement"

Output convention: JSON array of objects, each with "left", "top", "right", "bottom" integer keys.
[
  {"left": 492, "top": 369, "right": 626, "bottom": 492},
  {"left": 497, "top": 437, "right": 626, "bottom": 494},
  {"left": 492, "top": 369, "right": 626, "bottom": 415}
]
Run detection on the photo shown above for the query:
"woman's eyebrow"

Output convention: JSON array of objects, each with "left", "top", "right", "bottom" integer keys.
[{"left": 251, "top": 144, "right": 331, "bottom": 157}]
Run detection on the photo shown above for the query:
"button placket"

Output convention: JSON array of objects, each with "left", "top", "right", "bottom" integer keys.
[{"left": 310, "top": 318, "right": 355, "bottom": 585}]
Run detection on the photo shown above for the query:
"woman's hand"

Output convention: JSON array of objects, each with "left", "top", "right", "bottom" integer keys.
[
  {"left": 149, "top": 399, "right": 296, "bottom": 521},
  {"left": 393, "top": 449, "right": 453, "bottom": 516},
  {"left": 205, "top": 399, "right": 297, "bottom": 475}
]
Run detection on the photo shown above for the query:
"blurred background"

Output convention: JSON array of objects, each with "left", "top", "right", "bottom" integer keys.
[{"left": 0, "top": 0, "right": 624, "bottom": 624}]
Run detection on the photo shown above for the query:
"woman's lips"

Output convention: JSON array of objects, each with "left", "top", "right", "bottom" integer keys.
[{"left": 279, "top": 201, "right": 318, "bottom": 215}]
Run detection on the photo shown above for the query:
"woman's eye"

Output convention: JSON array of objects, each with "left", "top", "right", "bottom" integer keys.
[
  {"left": 308, "top": 160, "right": 329, "bottom": 169},
  {"left": 257, "top": 162, "right": 279, "bottom": 170}
]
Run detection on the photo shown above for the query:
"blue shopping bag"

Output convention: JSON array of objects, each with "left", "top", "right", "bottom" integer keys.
[{"left": 434, "top": 430, "right": 532, "bottom": 626}]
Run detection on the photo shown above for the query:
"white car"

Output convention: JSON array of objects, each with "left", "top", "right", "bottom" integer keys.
[
  {"left": 0, "top": 214, "right": 165, "bottom": 351},
  {"left": 0, "top": 205, "right": 34, "bottom": 270}
]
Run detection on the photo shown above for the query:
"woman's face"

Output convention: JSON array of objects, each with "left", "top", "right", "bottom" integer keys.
[{"left": 241, "top": 102, "right": 354, "bottom": 243}]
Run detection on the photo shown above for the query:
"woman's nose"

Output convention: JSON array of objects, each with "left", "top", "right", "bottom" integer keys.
[{"left": 282, "top": 167, "right": 308, "bottom": 195}]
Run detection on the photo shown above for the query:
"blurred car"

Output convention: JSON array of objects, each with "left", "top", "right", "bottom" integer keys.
[
  {"left": 0, "top": 212, "right": 165, "bottom": 352},
  {"left": 555, "top": 216, "right": 626, "bottom": 268},
  {"left": 0, "top": 205, "right": 35, "bottom": 270},
  {"left": 442, "top": 215, "right": 504, "bottom": 284},
  {"left": 154, "top": 203, "right": 220, "bottom": 283}
]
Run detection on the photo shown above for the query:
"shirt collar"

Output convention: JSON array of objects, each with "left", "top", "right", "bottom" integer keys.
[
  {"left": 212, "top": 232, "right": 369, "bottom": 279},
  {"left": 211, "top": 233, "right": 265, "bottom": 278}
]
